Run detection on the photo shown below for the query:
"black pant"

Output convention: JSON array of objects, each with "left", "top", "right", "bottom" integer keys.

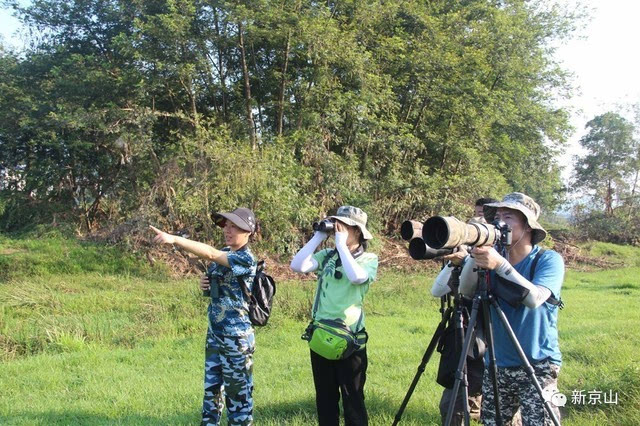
[{"left": 310, "top": 347, "right": 368, "bottom": 426}]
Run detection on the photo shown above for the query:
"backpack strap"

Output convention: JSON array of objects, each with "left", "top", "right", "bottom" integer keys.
[
  {"left": 529, "top": 248, "right": 564, "bottom": 309},
  {"left": 529, "top": 248, "right": 545, "bottom": 277},
  {"left": 238, "top": 260, "right": 264, "bottom": 302},
  {"left": 239, "top": 278, "right": 251, "bottom": 301}
]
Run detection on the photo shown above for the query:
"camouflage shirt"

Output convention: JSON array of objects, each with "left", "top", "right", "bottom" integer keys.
[{"left": 206, "top": 246, "right": 257, "bottom": 336}]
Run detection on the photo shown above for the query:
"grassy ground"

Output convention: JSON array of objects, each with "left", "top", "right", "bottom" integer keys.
[{"left": 1, "top": 233, "right": 639, "bottom": 425}]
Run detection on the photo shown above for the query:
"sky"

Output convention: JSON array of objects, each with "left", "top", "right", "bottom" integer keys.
[
  {"left": 553, "top": 0, "right": 640, "bottom": 182},
  {"left": 1, "top": 1, "right": 639, "bottom": 186}
]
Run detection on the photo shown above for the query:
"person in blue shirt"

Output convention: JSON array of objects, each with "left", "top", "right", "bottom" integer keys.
[
  {"left": 150, "top": 207, "right": 258, "bottom": 426},
  {"left": 458, "top": 193, "right": 564, "bottom": 426}
]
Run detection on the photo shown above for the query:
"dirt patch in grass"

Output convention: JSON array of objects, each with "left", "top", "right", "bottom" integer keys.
[{"left": 0, "top": 248, "right": 27, "bottom": 255}]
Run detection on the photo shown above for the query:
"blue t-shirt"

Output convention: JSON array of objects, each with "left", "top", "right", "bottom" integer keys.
[
  {"left": 488, "top": 245, "right": 564, "bottom": 367},
  {"left": 206, "top": 246, "right": 257, "bottom": 336}
]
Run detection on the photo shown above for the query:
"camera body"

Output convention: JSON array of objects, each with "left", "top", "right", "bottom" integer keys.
[
  {"left": 491, "top": 220, "right": 512, "bottom": 247},
  {"left": 312, "top": 218, "right": 336, "bottom": 233}
]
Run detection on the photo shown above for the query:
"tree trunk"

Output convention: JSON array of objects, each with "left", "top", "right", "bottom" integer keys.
[
  {"left": 606, "top": 178, "right": 614, "bottom": 216},
  {"left": 238, "top": 22, "right": 256, "bottom": 149},
  {"left": 213, "top": 7, "right": 228, "bottom": 120},
  {"left": 277, "top": 30, "right": 292, "bottom": 137},
  {"left": 628, "top": 168, "right": 639, "bottom": 219},
  {"left": 249, "top": 40, "right": 264, "bottom": 138}
]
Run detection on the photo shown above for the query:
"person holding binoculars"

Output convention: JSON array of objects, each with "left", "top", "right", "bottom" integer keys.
[
  {"left": 290, "top": 206, "right": 378, "bottom": 426},
  {"left": 150, "top": 207, "right": 258, "bottom": 426}
]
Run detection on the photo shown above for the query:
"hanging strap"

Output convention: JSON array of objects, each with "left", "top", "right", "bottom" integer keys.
[
  {"left": 311, "top": 250, "right": 337, "bottom": 319},
  {"left": 238, "top": 260, "right": 265, "bottom": 302}
]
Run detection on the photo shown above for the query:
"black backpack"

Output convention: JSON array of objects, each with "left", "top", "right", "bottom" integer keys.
[
  {"left": 436, "top": 302, "right": 486, "bottom": 390},
  {"left": 239, "top": 260, "right": 277, "bottom": 326}
]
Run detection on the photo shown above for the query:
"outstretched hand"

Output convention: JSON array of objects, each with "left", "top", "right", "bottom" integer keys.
[{"left": 149, "top": 225, "right": 176, "bottom": 245}]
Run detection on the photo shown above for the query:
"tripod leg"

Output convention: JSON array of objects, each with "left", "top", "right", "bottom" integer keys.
[
  {"left": 392, "top": 307, "right": 453, "bottom": 426},
  {"left": 455, "top": 308, "right": 471, "bottom": 426},
  {"left": 444, "top": 296, "right": 480, "bottom": 426},
  {"left": 489, "top": 297, "right": 561, "bottom": 426},
  {"left": 482, "top": 297, "right": 503, "bottom": 426},
  {"left": 442, "top": 305, "right": 472, "bottom": 426}
]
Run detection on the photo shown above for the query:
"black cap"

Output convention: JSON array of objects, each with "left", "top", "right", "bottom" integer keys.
[{"left": 212, "top": 208, "right": 256, "bottom": 233}]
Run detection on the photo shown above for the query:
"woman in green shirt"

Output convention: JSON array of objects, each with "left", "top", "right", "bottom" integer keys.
[{"left": 290, "top": 206, "right": 378, "bottom": 426}]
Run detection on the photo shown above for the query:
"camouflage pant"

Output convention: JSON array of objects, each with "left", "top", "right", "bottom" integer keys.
[
  {"left": 481, "top": 359, "right": 561, "bottom": 426},
  {"left": 202, "top": 330, "right": 255, "bottom": 426},
  {"left": 439, "top": 357, "right": 484, "bottom": 425},
  {"left": 439, "top": 388, "right": 482, "bottom": 425}
]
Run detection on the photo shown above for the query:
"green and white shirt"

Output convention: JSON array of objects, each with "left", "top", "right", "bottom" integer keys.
[{"left": 312, "top": 248, "right": 378, "bottom": 332}]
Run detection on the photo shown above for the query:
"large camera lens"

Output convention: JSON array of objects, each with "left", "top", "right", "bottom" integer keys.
[
  {"left": 408, "top": 237, "right": 455, "bottom": 260},
  {"left": 423, "top": 216, "right": 502, "bottom": 249},
  {"left": 400, "top": 220, "right": 423, "bottom": 241}
]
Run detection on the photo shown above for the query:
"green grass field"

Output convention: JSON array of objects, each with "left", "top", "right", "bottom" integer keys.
[{"left": 1, "top": 234, "right": 639, "bottom": 425}]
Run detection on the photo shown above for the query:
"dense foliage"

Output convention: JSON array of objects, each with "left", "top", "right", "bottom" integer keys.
[{"left": 1, "top": 0, "right": 575, "bottom": 252}]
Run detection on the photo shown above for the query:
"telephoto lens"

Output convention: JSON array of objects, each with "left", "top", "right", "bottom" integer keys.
[
  {"left": 422, "top": 216, "right": 502, "bottom": 249},
  {"left": 408, "top": 237, "right": 457, "bottom": 260},
  {"left": 400, "top": 220, "right": 423, "bottom": 241}
]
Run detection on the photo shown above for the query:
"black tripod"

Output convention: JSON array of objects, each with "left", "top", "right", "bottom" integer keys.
[
  {"left": 392, "top": 267, "right": 471, "bottom": 426},
  {"left": 444, "top": 264, "right": 561, "bottom": 426}
]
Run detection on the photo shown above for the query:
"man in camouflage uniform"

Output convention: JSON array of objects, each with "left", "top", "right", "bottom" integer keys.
[
  {"left": 202, "top": 240, "right": 257, "bottom": 426},
  {"left": 431, "top": 197, "right": 497, "bottom": 425},
  {"left": 151, "top": 207, "right": 258, "bottom": 426}
]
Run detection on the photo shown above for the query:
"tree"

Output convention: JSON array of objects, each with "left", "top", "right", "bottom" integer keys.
[
  {"left": 1, "top": 0, "right": 578, "bottom": 251},
  {"left": 573, "top": 112, "right": 635, "bottom": 216}
]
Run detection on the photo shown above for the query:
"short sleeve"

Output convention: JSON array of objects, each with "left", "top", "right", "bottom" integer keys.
[
  {"left": 312, "top": 248, "right": 331, "bottom": 274},
  {"left": 357, "top": 253, "right": 378, "bottom": 285},
  {"left": 532, "top": 250, "right": 564, "bottom": 299},
  {"left": 227, "top": 249, "right": 255, "bottom": 278}
]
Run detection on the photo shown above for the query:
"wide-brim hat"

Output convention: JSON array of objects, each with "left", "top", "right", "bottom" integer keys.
[
  {"left": 485, "top": 193, "right": 547, "bottom": 245},
  {"left": 212, "top": 207, "right": 256, "bottom": 233},
  {"left": 328, "top": 205, "right": 373, "bottom": 240}
]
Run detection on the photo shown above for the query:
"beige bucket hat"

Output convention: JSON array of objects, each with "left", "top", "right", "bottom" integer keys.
[
  {"left": 329, "top": 205, "right": 373, "bottom": 240},
  {"left": 485, "top": 193, "right": 547, "bottom": 245}
]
